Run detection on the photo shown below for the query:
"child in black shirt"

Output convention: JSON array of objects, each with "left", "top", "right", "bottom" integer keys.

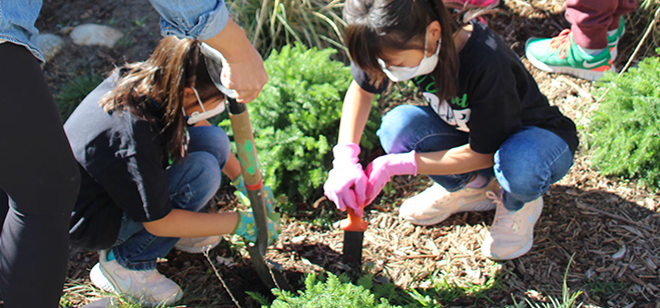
[
  {"left": 324, "top": 0, "right": 577, "bottom": 261},
  {"left": 65, "top": 36, "right": 278, "bottom": 305}
]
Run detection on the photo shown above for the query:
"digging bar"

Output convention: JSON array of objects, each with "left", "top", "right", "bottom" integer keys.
[
  {"left": 227, "top": 97, "right": 291, "bottom": 291},
  {"left": 340, "top": 206, "right": 368, "bottom": 269}
]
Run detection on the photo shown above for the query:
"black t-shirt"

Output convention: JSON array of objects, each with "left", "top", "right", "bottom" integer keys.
[
  {"left": 64, "top": 72, "right": 173, "bottom": 249},
  {"left": 352, "top": 20, "right": 578, "bottom": 154}
]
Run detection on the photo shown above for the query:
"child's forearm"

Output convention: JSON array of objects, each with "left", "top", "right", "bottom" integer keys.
[
  {"left": 415, "top": 144, "right": 494, "bottom": 175},
  {"left": 338, "top": 81, "right": 374, "bottom": 144},
  {"left": 142, "top": 209, "right": 239, "bottom": 238}
]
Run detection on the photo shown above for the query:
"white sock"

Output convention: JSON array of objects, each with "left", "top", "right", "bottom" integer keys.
[
  {"left": 577, "top": 44, "right": 606, "bottom": 56},
  {"left": 607, "top": 28, "right": 618, "bottom": 37}
]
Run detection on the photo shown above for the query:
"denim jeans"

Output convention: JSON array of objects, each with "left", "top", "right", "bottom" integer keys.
[
  {"left": 378, "top": 105, "right": 574, "bottom": 211},
  {"left": 0, "top": 0, "right": 228, "bottom": 62},
  {"left": 111, "top": 125, "right": 231, "bottom": 271}
]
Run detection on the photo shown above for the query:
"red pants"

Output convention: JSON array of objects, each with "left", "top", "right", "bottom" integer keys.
[{"left": 566, "top": 0, "right": 637, "bottom": 49}]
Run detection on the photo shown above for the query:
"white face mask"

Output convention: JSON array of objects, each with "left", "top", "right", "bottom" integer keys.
[
  {"left": 186, "top": 87, "right": 226, "bottom": 125},
  {"left": 378, "top": 30, "right": 442, "bottom": 82}
]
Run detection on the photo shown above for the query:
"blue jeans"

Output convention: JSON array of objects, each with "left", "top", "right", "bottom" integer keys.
[
  {"left": 378, "top": 105, "right": 574, "bottom": 211},
  {"left": 1, "top": 0, "right": 228, "bottom": 62},
  {"left": 111, "top": 126, "right": 230, "bottom": 271}
]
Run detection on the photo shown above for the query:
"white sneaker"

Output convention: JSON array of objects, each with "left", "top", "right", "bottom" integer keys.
[
  {"left": 90, "top": 250, "right": 183, "bottom": 306},
  {"left": 174, "top": 235, "right": 221, "bottom": 254},
  {"left": 481, "top": 196, "right": 544, "bottom": 260},
  {"left": 399, "top": 178, "right": 500, "bottom": 226}
]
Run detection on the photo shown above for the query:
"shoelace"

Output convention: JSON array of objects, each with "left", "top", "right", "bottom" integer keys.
[
  {"left": 548, "top": 29, "right": 572, "bottom": 60},
  {"left": 485, "top": 190, "right": 503, "bottom": 207},
  {"left": 485, "top": 190, "right": 519, "bottom": 232}
]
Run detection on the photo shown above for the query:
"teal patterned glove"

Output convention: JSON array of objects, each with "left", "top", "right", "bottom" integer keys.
[
  {"left": 232, "top": 211, "right": 280, "bottom": 245},
  {"left": 232, "top": 176, "right": 278, "bottom": 221}
]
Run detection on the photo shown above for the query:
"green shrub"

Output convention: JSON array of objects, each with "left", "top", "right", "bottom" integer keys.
[
  {"left": 586, "top": 49, "right": 660, "bottom": 190},
  {"left": 268, "top": 273, "right": 400, "bottom": 308},
  {"left": 221, "top": 44, "right": 380, "bottom": 213}
]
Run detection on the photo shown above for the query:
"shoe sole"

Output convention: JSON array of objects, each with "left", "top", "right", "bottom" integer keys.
[
  {"left": 90, "top": 263, "right": 178, "bottom": 307},
  {"left": 525, "top": 38, "right": 615, "bottom": 81},
  {"left": 90, "top": 263, "right": 121, "bottom": 294},
  {"left": 486, "top": 198, "right": 544, "bottom": 260}
]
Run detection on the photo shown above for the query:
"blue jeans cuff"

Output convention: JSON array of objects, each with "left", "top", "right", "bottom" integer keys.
[{"left": 112, "top": 247, "right": 158, "bottom": 271}]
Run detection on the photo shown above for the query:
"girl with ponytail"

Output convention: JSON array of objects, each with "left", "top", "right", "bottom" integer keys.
[{"left": 64, "top": 36, "right": 278, "bottom": 305}]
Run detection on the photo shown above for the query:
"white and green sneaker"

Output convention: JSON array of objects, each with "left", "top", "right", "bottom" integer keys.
[{"left": 525, "top": 29, "right": 614, "bottom": 81}]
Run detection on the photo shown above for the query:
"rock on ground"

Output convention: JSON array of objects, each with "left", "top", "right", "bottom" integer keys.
[{"left": 70, "top": 24, "right": 123, "bottom": 48}]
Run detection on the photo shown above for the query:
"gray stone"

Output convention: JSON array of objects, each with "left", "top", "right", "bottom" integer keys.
[
  {"left": 35, "top": 33, "right": 65, "bottom": 63},
  {"left": 70, "top": 24, "right": 123, "bottom": 48}
]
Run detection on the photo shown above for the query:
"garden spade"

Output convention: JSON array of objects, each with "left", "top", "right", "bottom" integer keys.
[
  {"left": 340, "top": 205, "right": 368, "bottom": 268},
  {"left": 227, "top": 97, "right": 291, "bottom": 290},
  {"left": 198, "top": 42, "right": 290, "bottom": 290}
]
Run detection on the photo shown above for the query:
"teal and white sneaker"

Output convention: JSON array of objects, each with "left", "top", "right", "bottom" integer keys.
[
  {"left": 525, "top": 29, "right": 614, "bottom": 81},
  {"left": 607, "top": 17, "right": 625, "bottom": 60}
]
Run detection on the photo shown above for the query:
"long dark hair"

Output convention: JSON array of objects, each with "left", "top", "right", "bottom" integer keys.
[
  {"left": 344, "top": 0, "right": 460, "bottom": 102},
  {"left": 99, "top": 36, "right": 223, "bottom": 160}
]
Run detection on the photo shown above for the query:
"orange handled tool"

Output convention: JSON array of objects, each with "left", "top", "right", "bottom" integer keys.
[{"left": 340, "top": 206, "right": 368, "bottom": 268}]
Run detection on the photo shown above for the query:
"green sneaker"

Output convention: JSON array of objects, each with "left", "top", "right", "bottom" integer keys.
[
  {"left": 607, "top": 17, "right": 625, "bottom": 60},
  {"left": 525, "top": 29, "right": 614, "bottom": 81}
]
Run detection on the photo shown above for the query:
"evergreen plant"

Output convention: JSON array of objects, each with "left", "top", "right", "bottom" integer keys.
[
  {"left": 221, "top": 44, "right": 381, "bottom": 213},
  {"left": 586, "top": 49, "right": 660, "bottom": 190}
]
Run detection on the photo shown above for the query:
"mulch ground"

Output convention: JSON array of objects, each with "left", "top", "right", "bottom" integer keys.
[{"left": 3, "top": 0, "right": 660, "bottom": 307}]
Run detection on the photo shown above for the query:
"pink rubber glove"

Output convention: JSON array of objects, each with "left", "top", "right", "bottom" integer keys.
[
  {"left": 365, "top": 151, "right": 418, "bottom": 205},
  {"left": 323, "top": 143, "right": 367, "bottom": 214}
]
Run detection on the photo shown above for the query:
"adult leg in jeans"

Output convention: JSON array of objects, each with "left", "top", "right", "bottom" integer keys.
[
  {"left": 0, "top": 43, "right": 81, "bottom": 307},
  {"left": 112, "top": 126, "right": 230, "bottom": 270}
]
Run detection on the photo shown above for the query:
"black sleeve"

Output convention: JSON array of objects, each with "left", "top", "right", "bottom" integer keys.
[
  {"left": 93, "top": 121, "right": 172, "bottom": 223},
  {"left": 350, "top": 62, "right": 389, "bottom": 94},
  {"left": 466, "top": 60, "right": 524, "bottom": 154}
]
